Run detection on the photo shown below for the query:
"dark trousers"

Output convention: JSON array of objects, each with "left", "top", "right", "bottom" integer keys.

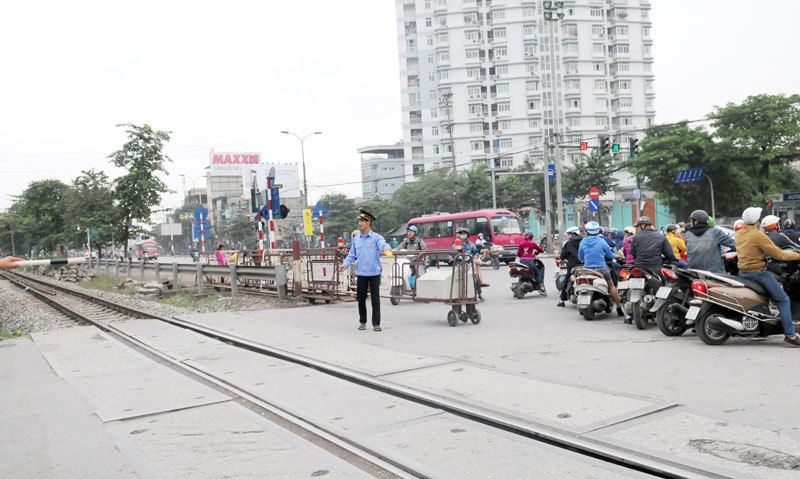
[
  {"left": 356, "top": 275, "right": 381, "bottom": 326},
  {"left": 560, "top": 265, "right": 574, "bottom": 301}
]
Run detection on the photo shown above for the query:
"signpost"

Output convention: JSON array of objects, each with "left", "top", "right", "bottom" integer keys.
[
  {"left": 193, "top": 206, "right": 209, "bottom": 259},
  {"left": 547, "top": 164, "right": 555, "bottom": 180},
  {"left": 303, "top": 209, "right": 313, "bottom": 237},
  {"left": 675, "top": 167, "right": 715, "bottom": 220},
  {"left": 589, "top": 186, "right": 600, "bottom": 220},
  {"left": 313, "top": 202, "right": 330, "bottom": 250},
  {"left": 160, "top": 222, "right": 182, "bottom": 258}
]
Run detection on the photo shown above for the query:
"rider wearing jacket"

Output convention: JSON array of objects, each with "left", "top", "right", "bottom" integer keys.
[
  {"left": 782, "top": 219, "right": 800, "bottom": 244},
  {"left": 684, "top": 210, "right": 736, "bottom": 274},
  {"left": 518, "top": 231, "right": 545, "bottom": 294},
  {"left": 736, "top": 207, "right": 800, "bottom": 347},
  {"left": 761, "top": 215, "right": 800, "bottom": 250},
  {"left": 578, "top": 221, "right": 624, "bottom": 316},
  {"left": 557, "top": 226, "right": 582, "bottom": 307},
  {"left": 630, "top": 216, "right": 677, "bottom": 271}
]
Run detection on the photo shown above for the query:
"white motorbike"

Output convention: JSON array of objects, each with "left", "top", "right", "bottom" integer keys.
[{"left": 573, "top": 267, "right": 613, "bottom": 321}]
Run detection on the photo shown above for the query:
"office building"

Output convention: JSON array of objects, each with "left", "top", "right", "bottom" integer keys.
[{"left": 358, "top": 143, "right": 406, "bottom": 199}]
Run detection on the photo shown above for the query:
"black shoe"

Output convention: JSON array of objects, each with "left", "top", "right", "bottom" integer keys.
[
  {"left": 481, "top": 283, "right": 490, "bottom": 287},
  {"left": 616, "top": 307, "right": 624, "bottom": 317},
  {"left": 557, "top": 301, "right": 565, "bottom": 307}
]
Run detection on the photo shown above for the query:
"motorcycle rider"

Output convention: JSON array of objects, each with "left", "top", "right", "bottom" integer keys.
[
  {"left": 557, "top": 226, "right": 582, "bottom": 307},
  {"left": 578, "top": 221, "right": 624, "bottom": 316},
  {"left": 665, "top": 224, "right": 688, "bottom": 268},
  {"left": 394, "top": 225, "right": 428, "bottom": 281},
  {"left": 475, "top": 233, "right": 490, "bottom": 261},
  {"left": 684, "top": 209, "right": 736, "bottom": 274},
  {"left": 518, "top": 231, "right": 546, "bottom": 295},
  {"left": 622, "top": 226, "right": 636, "bottom": 264},
  {"left": 630, "top": 216, "right": 678, "bottom": 271},
  {"left": 782, "top": 219, "right": 800, "bottom": 244},
  {"left": 736, "top": 207, "right": 800, "bottom": 347},
  {"left": 450, "top": 227, "right": 489, "bottom": 289},
  {"left": 761, "top": 215, "right": 800, "bottom": 249}
]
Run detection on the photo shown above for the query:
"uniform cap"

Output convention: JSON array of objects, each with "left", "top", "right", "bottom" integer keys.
[{"left": 358, "top": 209, "right": 376, "bottom": 222}]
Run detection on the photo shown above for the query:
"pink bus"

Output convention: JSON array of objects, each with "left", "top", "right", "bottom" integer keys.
[{"left": 407, "top": 209, "right": 525, "bottom": 263}]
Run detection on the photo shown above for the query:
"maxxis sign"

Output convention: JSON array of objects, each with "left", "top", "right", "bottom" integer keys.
[{"left": 209, "top": 152, "right": 261, "bottom": 176}]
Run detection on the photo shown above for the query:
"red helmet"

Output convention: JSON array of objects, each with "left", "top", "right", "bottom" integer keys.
[{"left": 734, "top": 219, "right": 745, "bottom": 231}]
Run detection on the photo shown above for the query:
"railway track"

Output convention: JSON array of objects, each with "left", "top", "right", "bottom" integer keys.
[{"left": 7, "top": 270, "right": 720, "bottom": 479}]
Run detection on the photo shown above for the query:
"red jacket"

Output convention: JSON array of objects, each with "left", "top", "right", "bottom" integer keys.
[{"left": 517, "top": 240, "right": 544, "bottom": 260}]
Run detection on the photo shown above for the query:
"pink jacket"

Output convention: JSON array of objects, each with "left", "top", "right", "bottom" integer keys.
[
  {"left": 216, "top": 250, "right": 227, "bottom": 265},
  {"left": 623, "top": 236, "right": 634, "bottom": 264}
]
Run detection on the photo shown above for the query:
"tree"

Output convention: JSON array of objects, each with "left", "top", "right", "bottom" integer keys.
[
  {"left": 108, "top": 123, "right": 172, "bottom": 247},
  {"left": 562, "top": 151, "right": 619, "bottom": 198},
  {"left": 317, "top": 193, "right": 358, "bottom": 245},
  {"left": 64, "top": 170, "right": 117, "bottom": 255},
  {"left": 14, "top": 180, "right": 70, "bottom": 255},
  {"left": 392, "top": 170, "right": 460, "bottom": 215},
  {"left": 358, "top": 199, "right": 403, "bottom": 235},
  {"left": 711, "top": 93, "right": 800, "bottom": 206}
]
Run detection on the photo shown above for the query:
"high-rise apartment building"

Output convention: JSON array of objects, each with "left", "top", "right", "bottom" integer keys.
[{"left": 395, "top": 0, "right": 654, "bottom": 186}]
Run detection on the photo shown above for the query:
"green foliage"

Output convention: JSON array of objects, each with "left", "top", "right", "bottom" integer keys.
[
  {"left": 562, "top": 151, "right": 619, "bottom": 198},
  {"left": 1, "top": 180, "right": 70, "bottom": 255},
  {"left": 316, "top": 193, "right": 359, "bottom": 245},
  {"left": 64, "top": 170, "right": 117, "bottom": 254},
  {"left": 109, "top": 124, "right": 172, "bottom": 247}
]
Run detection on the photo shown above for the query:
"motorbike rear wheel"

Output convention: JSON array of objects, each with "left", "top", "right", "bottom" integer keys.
[
  {"left": 632, "top": 302, "right": 648, "bottom": 330},
  {"left": 581, "top": 307, "right": 595, "bottom": 321},
  {"left": 513, "top": 284, "right": 525, "bottom": 299},
  {"left": 492, "top": 257, "right": 500, "bottom": 270},
  {"left": 655, "top": 298, "right": 686, "bottom": 336},
  {"left": 696, "top": 309, "right": 731, "bottom": 345}
]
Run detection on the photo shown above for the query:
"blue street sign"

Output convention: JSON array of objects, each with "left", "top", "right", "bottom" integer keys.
[
  {"left": 268, "top": 166, "right": 276, "bottom": 184},
  {"left": 674, "top": 167, "right": 704, "bottom": 184},
  {"left": 633, "top": 188, "right": 641, "bottom": 200},
  {"left": 313, "top": 201, "right": 330, "bottom": 218},
  {"left": 193, "top": 206, "right": 209, "bottom": 220},
  {"left": 588, "top": 198, "right": 599, "bottom": 212},
  {"left": 568, "top": 196, "right": 575, "bottom": 205},
  {"left": 192, "top": 220, "right": 210, "bottom": 239},
  {"left": 547, "top": 164, "right": 555, "bottom": 180},
  {"left": 783, "top": 192, "right": 800, "bottom": 201}
]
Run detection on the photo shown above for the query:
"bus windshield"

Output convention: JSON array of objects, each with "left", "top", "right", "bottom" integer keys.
[{"left": 491, "top": 216, "right": 522, "bottom": 235}]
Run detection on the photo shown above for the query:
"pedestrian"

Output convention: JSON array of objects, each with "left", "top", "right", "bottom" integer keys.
[
  {"left": 339, "top": 210, "right": 394, "bottom": 331},
  {"left": 215, "top": 244, "right": 227, "bottom": 265},
  {"left": 127, "top": 247, "right": 134, "bottom": 263}
]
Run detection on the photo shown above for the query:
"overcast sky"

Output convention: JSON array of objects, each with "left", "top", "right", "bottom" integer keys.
[{"left": 1, "top": 0, "right": 798, "bottom": 214}]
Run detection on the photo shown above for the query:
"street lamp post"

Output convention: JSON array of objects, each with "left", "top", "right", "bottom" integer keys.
[
  {"left": 179, "top": 174, "right": 205, "bottom": 203},
  {"left": 543, "top": 1, "right": 566, "bottom": 248},
  {"left": 280, "top": 130, "right": 322, "bottom": 210}
]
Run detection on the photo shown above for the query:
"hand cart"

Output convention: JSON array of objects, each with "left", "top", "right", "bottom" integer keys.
[{"left": 387, "top": 249, "right": 481, "bottom": 327}]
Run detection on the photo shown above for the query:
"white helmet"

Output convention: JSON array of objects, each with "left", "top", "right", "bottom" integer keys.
[
  {"left": 742, "top": 207, "right": 763, "bottom": 225},
  {"left": 566, "top": 226, "right": 580, "bottom": 235},
  {"left": 584, "top": 221, "right": 601, "bottom": 234},
  {"left": 761, "top": 215, "right": 780, "bottom": 230}
]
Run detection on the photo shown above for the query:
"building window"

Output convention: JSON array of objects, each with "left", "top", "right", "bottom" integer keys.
[
  {"left": 471, "top": 141, "right": 483, "bottom": 151},
  {"left": 433, "top": 145, "right": 440, "bottom": 154},
  {"left": 526, "top": 80, "right": 539, "bottom": 92},
  {"left": 590, "top": 8, "right": 603, "bottom": 17},
  {"left": 437, "top": 14, "right": 448, "bottom": 26},
  {"left": 613, "top": 25, "right": 628, "bottom": 36},
  {"left": 643, "top": 27, "right": 651, "bottom": 38},
  {"left": 593, "top": 62, "right": 605, "bottom": 73},
  {"left": 465, "top": 30, "right": 479, "bottom": 41},
  {"left": 566, "top": 79, "right": 580, "bottom": 90},
  {"left": 467, "top": 68, "right": 481, "bottom": 78},
  {"left": 430, "top": 108, "right": 438, "bottom": 118},
  {"left": 425, "top": 0, "right": 431, "bottom": 8},
  {"left": 499, "top": 138, "right": 512, "bottom": 149},
  {"left": 438, "top": 69, "right": 449, "bottom": 80},
  {"left": 437, "top": 32, "right": 449, "bottom": 44},
  {"left": 496, "top": 83, "right": 509, "bottom": 95},
  {"left": 592, "top": 43, "right": 605, "bottom": 56},
  {"left": 432, "top": 126, "right": 439, "bottom": 136},
  {"left": 427, "top": 54, "right": 434, "bottom": 64},
  {"left": 568, "top": 117, "right": 580, "bottom": 126},
  {"left": 596, "top": 117, "right": 608, "bottom": 127},
  {"left": 466, "top": 49, "right": 480, "bottom": 60},
  {"left": 464, "top": 13, "right": 478, "bottom": 24},
  {"left": 527, "top": 99, "right": 540, "bottom": 110},
  {"left": 647, "top": 80, "right": 655, "bottom": 90},
  {"left": 428, "top": 72, "right": 435, "bottom": 82},
  {"left": 438, "top": 50, "right": 450, "bottom": 62},
  {"left": 525, "top": 63, "right": 537, "bottom": 74},
  {"left": 594, "top": 79, "right": 606, "bottom": 91},
  {"left": 498, "top": 120, "right": 511, "bottom": 130},
  {"left": 524, "top": 43, "right": 536, "bottom": 57},
  {"left": 493, "top": 27, "right": 506, "bottom": 38},
  {"left": 564, "top": 43, "right": 578, "bottom": 55},
  {"left": 568, "top": 99, "right": 580, "bottom": 109},
  {"left": 523, "top": 24, "right": 535, "bottom": 37},
  {"left": 470, "top": 122, "right": 483, "bottom": 133},
  {"left": 494, "top": 46, "right": 507, "bottom": 58},
  {"left": 493, "top": 9, "right": 505, "bottom": 20},
  {"left": 643, "top": 45, "right": 652, "bottom": 56},
  {"left": 497, "top": 65, "right": 509, "bottom": 76},
  {"left": 425, "top": 17, "right": 432, "bottom": 27},
  {"left": 427, "top": 36, "right": 434, "bottom": 46},
  {"left": 616, "top": 62, "right": 630, "bottom": 72},
  {"left": 468, "top": 85, "right": 481, "bottom": 97},
  {"left": 564, "top": 62, "right": 578, "bottom": 74},
  {"left": 644, "top": 63, "right": 652, "bottom": 72},
  {"left": 497, "top": 102, "right": 510, "bottom": 113},
  {"left": 528, "top": 118, "right": 541, "bottom": 128},
  {"left": 469, "top": 103, "right": 483, "bottom": 115},
  {"left": 591, "top": 24, "right": 604, "bottom": 37},
  {"left": 522, "top": 7, "right": 534, "bottom": 17}
]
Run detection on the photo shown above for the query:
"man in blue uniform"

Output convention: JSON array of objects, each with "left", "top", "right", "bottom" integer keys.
[{"left": 340, "top": 210, "right": 393, "bottom": 331}]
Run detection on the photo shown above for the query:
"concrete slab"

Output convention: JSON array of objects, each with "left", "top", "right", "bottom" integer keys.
[
  {"left": 107, "top": 401, "right": 370, "bottom": 479},
  {"left": 0, "top": 338, "right": 138, "bottom": 479},
  {"left": 590, "top": 409, "right": 800, "bottom": 479},
  {"left": 32, "top": 327, "right": 229, "bottom": 422},
  {"left": 111, "top": 319, "right": 217, "bottom": 360},
  {"left": 357, "top": 413, "right": 648, "bottom": 478},
  {"left": 185, "top": 354, "right": 439, "bottom": 435},
  {"left": 384, "top": 362, "right": 670, "bottom": 433},
  {"left": 179, "top": 312, "right": 455, "bottom": 376}
]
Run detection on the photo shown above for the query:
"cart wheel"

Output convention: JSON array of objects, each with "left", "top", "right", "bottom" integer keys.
[
  {"left": 447, "top": 310, "right": 458, "bottom": 327},
  {"left": 390, "top": 296, "right": 401, "bottom": 305},
  {"left": 308, "top": 298, "right": 316, "bottom": 304},
  {"left": 325, "top": 299, "right": 331, "bottom": 304},
  {"left": 470, "top": 310, "right": 481, "bottom": 324},
  {"left": 459, "top": 311, "right": 469, "bottom": 323}
]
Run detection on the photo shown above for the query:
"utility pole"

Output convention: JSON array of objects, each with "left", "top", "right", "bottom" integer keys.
[
  {"left": 442, "top": 93, "right": 460, "bottom": 212},
  {"left": 490, "top": 162, "right": 497, "bottom": 209},
  {"left": 544, "top": 4, "right": 566, "bottom": 247},
  {"left": 543, "top": 141, "right": 553, "bottom": 254}
]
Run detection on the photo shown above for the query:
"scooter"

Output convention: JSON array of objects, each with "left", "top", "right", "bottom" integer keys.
[
  {"left": 650, "top": 266, "right": 702, "bottom": 337},
  {"left": 573, "top": 267, "right": 612, "bottom": 320},
  {"left": 626, "top": 265, "right": 667, "bottom": 330},
  {"left": 687, "top": 266, "right": 800, "bottom": 345},
  {"left": 554, "top": 258, "right": 568, "bottom": 291},
  {"left": 481, "top": 244, "right": 502, "bottom": 270},
  {"left": 509, "top": 258, "right": 546, "bottom": 299}
]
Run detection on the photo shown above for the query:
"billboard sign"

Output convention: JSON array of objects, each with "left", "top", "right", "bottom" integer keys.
[
  {"left": 160, "top": 223, "right": 183, "bottom": 236},
  {"left": 210, "top": 152, "right": 261, "bottom": 176}
]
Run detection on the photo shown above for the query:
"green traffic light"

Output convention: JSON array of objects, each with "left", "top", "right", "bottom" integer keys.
[{"left": 612, "top": 144, "right": 620, "bottom": 152}]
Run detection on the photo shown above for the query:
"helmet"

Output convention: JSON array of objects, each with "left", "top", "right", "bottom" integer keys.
[
  {"left": 478, "top": 233, "right": 484, "bottom": 238},
  {"left": 524, "top": 230, "right": 533, "bottom": 239},
  {"left": 708, "top": 217, "right": 715, "bottom": 228},
  {"left": 566, "top": 226, "right": 580, "bottom": 235},
  {"left": 635, "top": 216, "right": 652, "bottom": 226},
  {"left": 783, "top": 219, "right": 796, "bottom": 231},
  {"left": 678, "top": 222, "right": 686, "bottom": 229},
  {"left": 584, "top": 221, "right": 601, "bottom": 234},
  {"left": 690, "top": 210, "right": 709, "bottom": 224},
  {"left": 408, "top": 225, "right": 419, "bottom": 233},
  {"left": 456, "top": 227, "right": 470, "bottom": 235},
  {"left": 761, "top": 215, "right": 780, "bottom": 230},
  {"left": 734, "top": 219, "right": 745, "bottom": 231},
  {"left": 666, "top": 224, "right": 679, "bottom": 233},
  {"left": 624, "top": 226, "right": 636, "bottom": 235},
  {"left": 742, "top": 207, "right": 762, "bottom": 225}
]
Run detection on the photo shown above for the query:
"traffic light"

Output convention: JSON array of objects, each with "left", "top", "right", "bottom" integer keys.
[
  {"left": 612, "top": 143, "right": 620, "bottom": 153},
  {"left": 599, "top": 136, "right": 610, "bottom": 157},
  {"left": 279, "top": 205, "right": 290, "bottom": 219},
  {"left": 579, "top": 141, "right": 588, "bottom": 151},
  {"left": 629, "top": 138, "right": 639, "bottom": 158}
]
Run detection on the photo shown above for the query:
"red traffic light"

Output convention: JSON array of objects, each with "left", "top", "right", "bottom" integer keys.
[
  {"left": 579, "top": 141, "right": 588, "bottom": 151},
  {"left": 768, "top": 200, "right": 773, "bottom": 207}
]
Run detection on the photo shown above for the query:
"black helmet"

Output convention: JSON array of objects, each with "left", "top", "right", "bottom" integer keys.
[
  {"left": 784, "top": 219, "right": 796, "bottom": 230},
  {"left": 666, "top": 224, "right": 679, "bottom": 233},
  {"left": 456, "top": 227, "right": 470, "bottom": 235},
  {"left": 690, "top": 209, "right": 709, "bottom": 223},
  {"left": 635, "top": 216, "right": 652, "bottom": 226}
]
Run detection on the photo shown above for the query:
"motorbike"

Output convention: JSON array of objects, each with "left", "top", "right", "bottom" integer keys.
[
  {"left": 554, "top": 258, "right": 568, "bottom": 291},
  {"left": 625, "top": 265, "right": 667, "bottom": 330},
  {"left": 481, "top": 244, "right": 502, "bottom": 270},
  {"left": 509, "top": 258, "right": 546, "bottom": 299},
  {"left": 687, "top": 254, "right": 800, "bottom": 345},
  {"left": 649, "top": 266, "right": 703, "bottom": 336},
  {"left": 573, "top": 267, "right": 613, "bottom": 320}
]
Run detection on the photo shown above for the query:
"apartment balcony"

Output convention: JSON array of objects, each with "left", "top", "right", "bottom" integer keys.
[{"left": 410, "top": 135, "right": 423, "bottom": 143}]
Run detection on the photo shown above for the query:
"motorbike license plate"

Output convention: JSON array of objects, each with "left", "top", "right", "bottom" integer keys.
[
  {"left": 630, "top": 278, "right": 645, "bottom": 289},
  {"left": 578, "top": 295, "right": 591, "bottom": 305},
  {"left": 685, "top": 306, "right": 700, "bottom": 320},
  {"left": 655, "top": 286, "right": 672, "bottom": 299}
]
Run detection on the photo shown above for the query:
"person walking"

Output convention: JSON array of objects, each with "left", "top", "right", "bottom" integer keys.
[{"left": 339, "top": 210, "right": 393, "bottom": 331}]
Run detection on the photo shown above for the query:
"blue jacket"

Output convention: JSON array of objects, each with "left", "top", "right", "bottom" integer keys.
[
  {"left": 342, "top": 230, "right": 390, "bottom": 276},
  {"left": 578, "top": 235, "right": 616, "bottom": 268}
]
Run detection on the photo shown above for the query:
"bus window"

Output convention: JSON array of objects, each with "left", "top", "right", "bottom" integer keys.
[
  {"left": 475, "top": 217, "right": 491, "bottom": 238},
  {"left": 491, "top": 216, "right": 523, "bottom": 235}
]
